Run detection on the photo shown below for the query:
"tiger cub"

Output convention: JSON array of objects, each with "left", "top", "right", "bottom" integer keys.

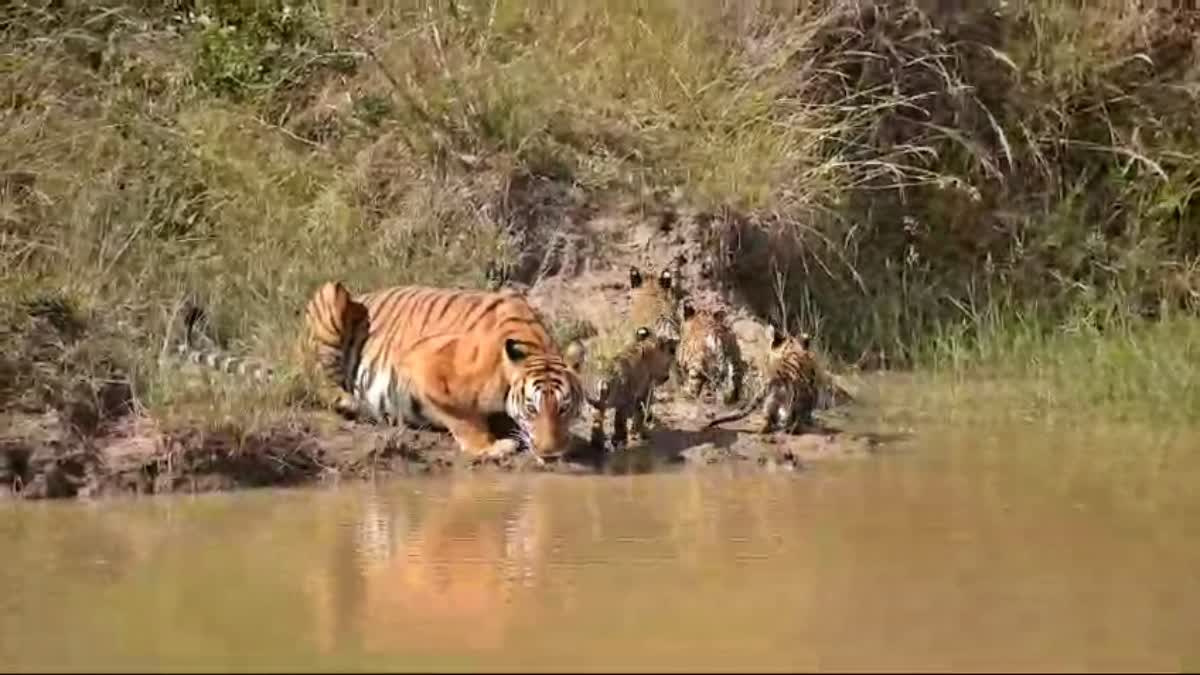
[
  {"left": 572, "top": 326, "right": 677, "bottom": 450},
  {"left": 628, "top": 265, "right": 686, "bottom": 421},
  {"left": 675, "top": 301, "right": 744, "bottom": 405},
  {"left": 705, "top": 326, "right": 820, "bottom": 434},
  {"left": 628, "top": 266, "right": 681, "bottom": 341}
]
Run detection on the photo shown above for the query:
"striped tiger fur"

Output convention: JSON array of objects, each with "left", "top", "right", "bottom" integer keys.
[
  {"left": 705, "top": 327, "right": 819, "bottom": 434},
  {"left": 676, "top": 301, "right": 745, "bottom": 405},
  {"left": 628, "top": 265, "right": 684, "bottom": 420},
  {"left": 572, "top": 326, "right": 677, "bottom": 450},
  {"left": 305, "top": 281, "right": 585, "bottom": 460},
  {"left": 174, "top": 282, "right": 585, "bottom": 461}
]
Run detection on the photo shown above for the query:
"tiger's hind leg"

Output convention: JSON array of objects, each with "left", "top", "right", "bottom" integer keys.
[{"left": 300, "top": 280, "right": 370, "bottom": 417}]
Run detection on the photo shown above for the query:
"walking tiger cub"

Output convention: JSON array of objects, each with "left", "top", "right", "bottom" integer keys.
[
  {"left": 705, "top": 326, "right": 820, "bottom": 434},
  {"left": 567, "top": 326, "right": 677, "bottom": 450}
]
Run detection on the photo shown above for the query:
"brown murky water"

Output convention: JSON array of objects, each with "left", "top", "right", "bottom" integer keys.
[{"left": 2, "top": 418, "right": 1199, "bottom": 672}]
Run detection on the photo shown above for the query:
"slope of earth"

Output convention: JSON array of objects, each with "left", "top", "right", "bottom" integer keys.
[{"left": 0, "top": 204, "right": 895, "bottom": 501}]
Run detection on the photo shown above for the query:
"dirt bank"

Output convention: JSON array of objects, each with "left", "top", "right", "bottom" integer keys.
[
  {"left": 0, "top": 200, "right": 894, "bottom": 501},
  {"left": 0, "top": 390, "right": 893, "bottom": 500}
]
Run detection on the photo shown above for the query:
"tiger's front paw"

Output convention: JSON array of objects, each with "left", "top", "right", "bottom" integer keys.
[{"left": 471, "top": 438, "right": 522, "bottom": 465}]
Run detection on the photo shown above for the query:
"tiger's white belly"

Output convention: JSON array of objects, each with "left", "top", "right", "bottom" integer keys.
[{"left": 353, "top": 362, "right": 435, "bottom": 428}]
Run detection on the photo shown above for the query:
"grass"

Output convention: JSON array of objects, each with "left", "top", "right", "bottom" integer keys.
[
  {"left": 0, "top": 0, "right": 1197, "bottom": 439},
  {"left": 897, "top": 313, "right": 1200, "bottom": 426}
]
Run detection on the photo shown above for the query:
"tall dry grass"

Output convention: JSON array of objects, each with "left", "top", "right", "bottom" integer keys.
[{"left": 1, "top": 0, "right": 1196, "bottom": 433}]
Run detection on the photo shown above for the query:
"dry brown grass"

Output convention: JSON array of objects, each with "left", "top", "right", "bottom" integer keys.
[{"left": 1, "top": 0, "right": 1197, "bottom": 437}]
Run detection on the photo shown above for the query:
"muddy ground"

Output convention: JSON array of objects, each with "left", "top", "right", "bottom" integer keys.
[
  {"left": 0, "top": 398, "right": 892, "bottom": 500},
  {"left": 0, "top": 203, "right": 899, "bottom": 501}
]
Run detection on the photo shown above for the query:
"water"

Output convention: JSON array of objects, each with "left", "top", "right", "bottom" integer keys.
[{"left": 2, "top": 420, "right": 1199, "bottom": 672}]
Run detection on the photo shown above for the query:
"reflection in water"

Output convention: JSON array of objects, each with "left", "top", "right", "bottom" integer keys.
[
  {"left": 307, "top": 480, "right": 550, "bottom": 654},
  {"left": 2, "top": 421, "right": 1200, "bottom": 671}
]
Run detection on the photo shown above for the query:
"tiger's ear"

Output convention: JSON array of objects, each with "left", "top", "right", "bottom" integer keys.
[
  {"left": 713, "top": 309, "right": 727, "bottom": 323},
  {"left": 504, "top": 338, "right": 530, "bottom": 363},
  {"left": 629, "top": 266, "right": 644, "bottom": 289},
  {"left": 563, "top": 340, "right": 586, "bottom": 372},
  {"left": 681, "top": 302, "right": 695, "bottom": 320}
]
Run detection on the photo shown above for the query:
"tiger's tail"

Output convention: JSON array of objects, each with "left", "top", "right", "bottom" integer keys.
[
  {"left": 704, "top": 387, "right": 768, "bottom": 429},
  {"left": 171, "top": 304, "right": 276, "bottom": 382}
]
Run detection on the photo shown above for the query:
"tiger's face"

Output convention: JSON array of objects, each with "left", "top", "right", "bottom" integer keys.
[{"left": 502, "top": 339, "right": 584, "bottom": 459}]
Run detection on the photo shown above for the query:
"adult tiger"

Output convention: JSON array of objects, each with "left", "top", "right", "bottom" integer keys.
[
  {"left": 180, "top": 281, "right": 585, "bottom": 461},
  {"left": 307, "top": 281, "right": 584, "bottom": 460}
]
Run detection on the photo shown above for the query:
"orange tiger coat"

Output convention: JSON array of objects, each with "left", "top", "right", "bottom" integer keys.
[{"left": 301, "top": 281, "right": 585, "bottom": 460}]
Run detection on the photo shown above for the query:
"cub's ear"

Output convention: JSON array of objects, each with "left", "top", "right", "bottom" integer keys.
[
  {"left": 629, "top": 266, "right": 644, "bottom": 289},
  {"left": 681, "top": 302, "right": 696, "bottom": 320},
  {"left": 562, "top": 340, "right": 586, "bottom": 372},
  {"left": 713, "top": 309, "right": 727, "bottom": 323},
  {"left": 504, "top": 338, "right": 530, "bottom": 363}
]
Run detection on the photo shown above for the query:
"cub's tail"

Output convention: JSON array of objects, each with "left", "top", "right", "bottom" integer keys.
[{"left": 704, "top": 387, "right": 768, "bottom": 429}]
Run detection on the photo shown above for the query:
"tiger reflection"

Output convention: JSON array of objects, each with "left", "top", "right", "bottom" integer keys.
[{"left": 305, "top": 480, "right": 551, "bottom": 654}]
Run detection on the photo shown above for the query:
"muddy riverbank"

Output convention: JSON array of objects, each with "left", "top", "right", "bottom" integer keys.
[
  {"left": 0, "top": 194, "right": 894, "bottom": 501},
  {"left": 0, "top": 395, "right": 891, "bottom": 500}
]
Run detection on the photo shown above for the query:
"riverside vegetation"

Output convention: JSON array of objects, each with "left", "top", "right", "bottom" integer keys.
[{"left": 1, "top": 0, "right": 1197, "bottom": 497}]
